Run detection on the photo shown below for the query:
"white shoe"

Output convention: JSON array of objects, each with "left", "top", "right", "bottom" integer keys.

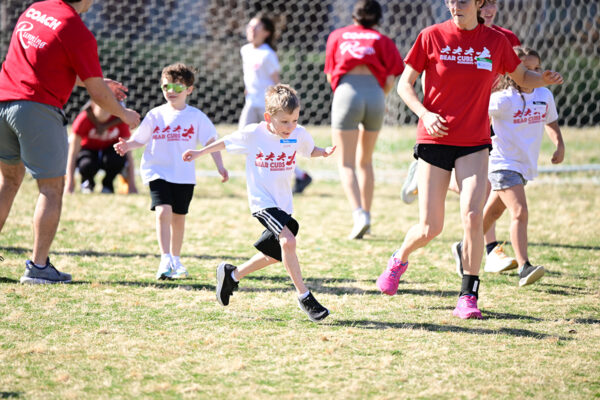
[
  {"left": 484, "top": 243, "right": 518, "bottom": 273},
  {"left": 401, "top": 160, "right": 418, "bottom": 204},
  {"left": 156, "top": 257, "right": 173, "bottom": 280},
  {"left": 348, "top": 209, "right": 370, "bottom": 240},
  {"left": 172, "top": 260, "right": 189, "bottom": 279}
]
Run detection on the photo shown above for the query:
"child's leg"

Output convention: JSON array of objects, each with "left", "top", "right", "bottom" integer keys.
[
  {"left": 235, "top": 252, "right": 278, "bottom": 280},
  {"left": 482, "top": 180, "right": 499, "bottom": 246},
  {"left": 482, "top": 190, "right": 507, "bottom": 235},
  {"left": 155, "top": 204, "right": 172, "bottom": 254},
  {"left": 279, "top": 226, "right": 308, "bottom": 295},
  {"left": 170, "top": 212, "right": 185, "bottom": 257},
  {"left": 497, "top": 184, "right": 528, "bottom": 266}
]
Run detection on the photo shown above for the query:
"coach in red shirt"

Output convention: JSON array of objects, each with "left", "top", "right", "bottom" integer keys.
[
  {"left": 0, "top": 0, "right": 140, "bottom": 284},
  {"left": 376, "top": 0, "right": 563, "bottom": 319}
]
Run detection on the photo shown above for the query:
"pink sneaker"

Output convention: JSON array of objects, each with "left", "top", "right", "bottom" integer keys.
[
  {"left": 376, "top": 254, "right": 408, "bottom": 296},
  {"left": 453, "top": 295, "right": 483, "bottom": 319}
]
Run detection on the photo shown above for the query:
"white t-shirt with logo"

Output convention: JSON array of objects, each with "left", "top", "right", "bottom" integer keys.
[
  {"left": 488, "top": 87, "right": 558, "bottom": 180},
  {"left": 241, "top": 43, "right": 280, "bottom": 106},
  {"left": 133, "top": 104, "right": 218, "bottom": 184},
  {"left": 223, "top": 122, "right": 314, "bottom": 214}
]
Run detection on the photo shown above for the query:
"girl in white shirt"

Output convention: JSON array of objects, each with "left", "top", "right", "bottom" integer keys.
[
  {"left": 482, "top": 47, "right": 565, "bottom": 287},
  {"left": 239, "top": 14, "right": 312, "bottom": 193}
]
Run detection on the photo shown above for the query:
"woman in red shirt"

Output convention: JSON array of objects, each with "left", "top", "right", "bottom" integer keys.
[
  {"left": 376, "top": 0, "right": 563, "bottom": 319},
  {"left": 324, "top": 0, "right": 404, "bottom": 239}
]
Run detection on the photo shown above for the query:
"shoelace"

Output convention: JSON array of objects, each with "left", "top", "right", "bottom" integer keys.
[
  {"left": 494, "top": 242, "right": 510, "bottom": 258},
  {"left": 462, "top": 295, "right": 477, "bottom": 308},
  {"left": 388, "top": 261, "right": 405, "bottom": 279}
]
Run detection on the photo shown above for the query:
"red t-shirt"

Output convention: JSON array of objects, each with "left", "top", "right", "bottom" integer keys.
[
  {"left": 72, "top": 111, "right": 130, "bottom": 151},
  {"left": 324, "top": 24, "right": 404, "bottom": 92},
  {"left": 492, "top": 25, "right": 521, "bottom": 47},
  {"left": 0, "top": 0, "right": 103, "bottom": 108},
  {"left": 405, "top": 20, "right": 521, "bottom": 146}
]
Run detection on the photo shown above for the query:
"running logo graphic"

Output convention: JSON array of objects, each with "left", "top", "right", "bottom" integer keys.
[
  {"left": 439, "top": 45, "right": 493, "bottom": 66},
  {"left": 340, "top": 41, "right": 375, "bottom": 59},
  {"left": 16, "top": 21, "right": 48, "bottom": 50},
  {"left": 255, "top": 151, "right": 296, "bottom": 170}
]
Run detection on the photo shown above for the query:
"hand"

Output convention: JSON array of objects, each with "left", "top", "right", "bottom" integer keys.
[
  {"left": 323, "top": 145, "right": 336, "bottom": 157},
  {"left": 121, "top": 108, "right": 140, "bottom": 129},
  {"left": 542, "top": 70, "right": 563, "bottom": 85},
  {"left": 182, "top": 149, "right": 197, "bottom": 162},
  {"left": 422, "top": 111, "right": 448, "bottom": 138},
  {"left": 64, "top": 179, "right": 75, "bottom": 195},
  {"left": 551, "top": 146, "right": 565, "bottom": 164},
  {"left": 113, "top": 137, "right": 129, "bottom": 156},
  {"left": 104, "top": 78, "right": 128, "bottom": 101},
  {"left": 218, "top": 167, "right": 229, "bottom": 183}
]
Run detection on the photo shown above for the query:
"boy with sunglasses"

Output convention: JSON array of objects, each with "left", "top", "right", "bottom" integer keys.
[
  {"left": 182, "top": 84, "right": 335, "bottom": 322},
  {"left": 114, "top": 63, "right": 228, "bottom": 280}
]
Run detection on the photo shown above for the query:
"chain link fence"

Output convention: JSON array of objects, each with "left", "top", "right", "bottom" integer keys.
[{"left": 1, "top": 0, "right": 598, "bottom": 126}]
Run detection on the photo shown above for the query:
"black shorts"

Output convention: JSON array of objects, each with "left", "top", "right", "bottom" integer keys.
[
  {"left": 252, "top": 208, "right": 299, "bottom": 262},
  {"left": 149, "top": 179, "right": 194, "bottom": 215},
  {"left": 413, "top": 143, "right": 492, "bottom": 172}
]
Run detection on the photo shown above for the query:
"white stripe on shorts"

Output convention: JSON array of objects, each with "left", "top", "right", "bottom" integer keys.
[{"left": 255, "top": 209, "right": 284, "bottom": 236}]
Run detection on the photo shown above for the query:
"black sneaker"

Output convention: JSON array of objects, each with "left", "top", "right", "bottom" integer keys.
[
  {"left": 293, "top": 173, "right": 312, "bottom": 194},
  {"left": 20, "top": 258, "right": 72, "bottom": 284},
  {"left": 298, "top": 292, "right": 329, "bottom": 322},
  {"left": 452, "top": 241, "right": 463, "bottom": 277},
  {"left": 216, "top": 262, "right": 238, "bottom": 306},
  {"left": 518, "top": 261, "right": 545, "bottom": 287}
]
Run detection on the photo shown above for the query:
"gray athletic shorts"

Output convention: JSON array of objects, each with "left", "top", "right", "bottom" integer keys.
[
  {"left": 238, "top": 101, "right": 265, "bottom": 130},
  {"left": 0, "top": 100, "right": 68, "bottom": 179},
  {"left": 489, "top": 169, "right": 527, "bottom": 191},
  {"left": 331, "top": 74, "right": 385, "bottom": 131}
]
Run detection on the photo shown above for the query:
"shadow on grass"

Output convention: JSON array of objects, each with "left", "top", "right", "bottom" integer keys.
[
  {"left": 0, "top": 246, "right": 235, "bottom": 262},
  {"left": 0, "top": 277, "right": 19, "bottom": 284},
  {"left": 0, "top": 393, "right": 22, "bottom": 399},
  {"left": 67, "top": 280, "right": 216, "bottom": 291},
  {"left": 332, "top": 319, "right": 571, "bottom": 340}
]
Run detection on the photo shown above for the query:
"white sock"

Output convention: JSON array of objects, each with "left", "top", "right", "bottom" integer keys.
[
  {"left": 294, "top": 167, "right": 305, "bottom": 179},
  {"left": 161, "top": 253, "right": 172, "bottom": 262},
  {"left": 298, "top": 290, "right": 310, "bottom": 300},
  {"left": 172, "top": 255, "right": 180, "bottom": 264},
  {"left": 231, "top": 271, "right": 239, "bottom": 282},
  {"left": 33, "top": 262, "right": 46, "bottom": 268}
]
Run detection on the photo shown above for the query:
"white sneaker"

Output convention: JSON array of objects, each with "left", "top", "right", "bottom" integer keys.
[
  {"left": 348, "top": 209, "right": 370, "bottom": 240},
  {"left": 156, "top": 257, "right": 173, "bottom": 280},
  {"left": 401, "top": 160, "right": 418, "bottom": 204},
  {"left": 172, "top": 259, "right": 189, "bottom": 279},
  {"left": 484, "top": 243, "right": 518, "bottom": 273}
]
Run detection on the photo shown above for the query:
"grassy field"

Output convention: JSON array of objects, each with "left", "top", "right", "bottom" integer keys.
[{"left": 0, "top": 126, "right": 599, "bottom": 399}]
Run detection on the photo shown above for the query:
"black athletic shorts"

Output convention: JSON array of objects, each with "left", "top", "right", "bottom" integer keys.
[
  {"left": 252, "top": 207, "right": 299, "bottom": 262},
  {"left": 149, "top": 178, "right": 194, "bottom": 215},
  {"left": 413, "top": 143, "right": 492, "bottom": 172}
]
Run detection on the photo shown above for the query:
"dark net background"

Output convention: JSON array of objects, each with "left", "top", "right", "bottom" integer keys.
[{"left": 1, "top": 0, "right": 598, "bottom": 126}]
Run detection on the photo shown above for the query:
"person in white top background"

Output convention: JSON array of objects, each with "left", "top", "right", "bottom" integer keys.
[
  {"left": 240, "top": 14, "right": 313, "bottom": 194},
  {"left": 115, "top": 63, "right": 228, "bottom": 281},
  {"left": 482, "top": 46, "right": 564, "bottom": 286},
  {"left": 183, "top": 84, "right": 335, "bottom": 322}
]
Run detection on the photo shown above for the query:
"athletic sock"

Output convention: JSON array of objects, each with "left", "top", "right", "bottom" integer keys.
[
  {"left": 460, "top": 274, "right": 480, "bottom": 299},
  {"left": 33, "top": 262, "right": 47, "bottom": 269},
  {"left": 231, "top": 271, "right": 239, "bottom": 282},
  {"left": 172, "top": 255, "right": 180, "bottom": 264},
  {"left": 486, "top": 241, "right": 499, "bottom": 255},
  {"left": 298, "top": 291, "right": 310, "bottom": 300}
]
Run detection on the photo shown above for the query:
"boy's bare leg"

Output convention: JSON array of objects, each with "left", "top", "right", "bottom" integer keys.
[
  {"left": 483, "top": 191, "right": 506, "bottom": 235},
  {"left": 279, "top": 226, "right": 308, "bottom": 295},
  {"left": 155, "top": 205, "right": 172, "bottom": 254},
  {"left": 170, "top": 213, "right": 185, "bottom": 257},
  {"left": 235, "top": 252, "right": 278, "bottom": 280}
]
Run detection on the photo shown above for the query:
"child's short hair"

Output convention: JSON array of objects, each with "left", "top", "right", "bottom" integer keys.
[
  {"left": 265, "top": 84, "right": 300, "bottom": 115},
  {"left": 161, "top": 63, "right": 195, "bottom": 87}
]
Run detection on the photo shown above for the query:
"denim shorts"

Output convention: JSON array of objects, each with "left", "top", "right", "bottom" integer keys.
[
  {"left": 413, "top": 143, "right": 492, "bottom": 171},
  {"left": 0, "top": 100, "right": 68, "bottom": 179},
  {"left": 489, "top": 169, "right": 527, "bottom": 190}
]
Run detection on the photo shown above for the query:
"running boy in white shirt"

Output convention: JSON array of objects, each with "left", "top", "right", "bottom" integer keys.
[
  {"left": 183, "top": 84, "right": 335, "bottom": 322},
  {"left": 115, "top": 63, "right": 228, "bottom": 280},
  {"left": 482, "top": 47, "right": 565, "bottom": 286}
]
